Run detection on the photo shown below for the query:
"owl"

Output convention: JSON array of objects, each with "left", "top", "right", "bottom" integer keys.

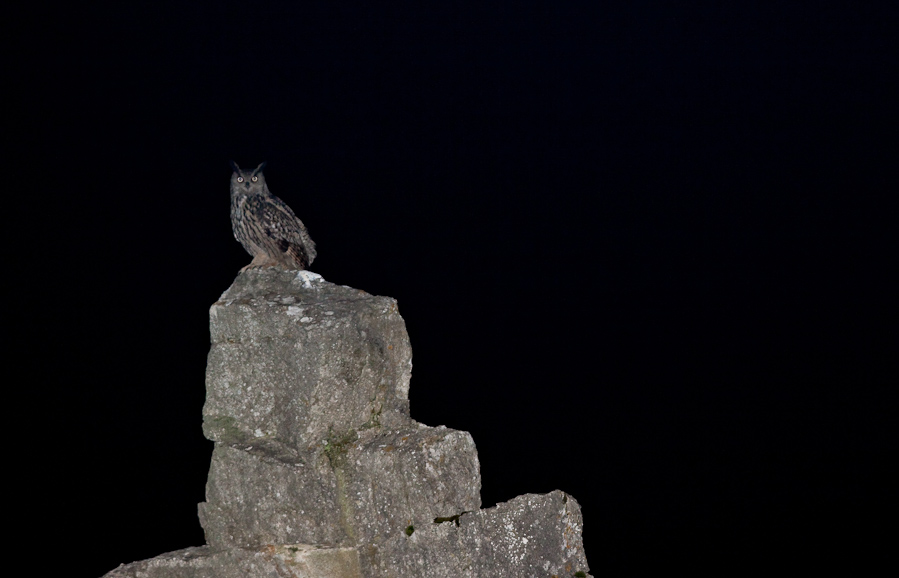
[{"left": 229, "top": 161, "right": 317, "bottom": 271}]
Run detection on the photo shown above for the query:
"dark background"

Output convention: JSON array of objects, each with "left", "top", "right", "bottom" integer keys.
[{"left": 13, "top": 1, "right": 896, "bottom": 576}]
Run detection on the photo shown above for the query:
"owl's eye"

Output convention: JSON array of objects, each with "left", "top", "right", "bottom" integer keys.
[
  {"left": 237, "top": 177, "right": 244, "bottom": 182},
  {"left": 252, "top": 176, "right": 258, "bottom": 182}
]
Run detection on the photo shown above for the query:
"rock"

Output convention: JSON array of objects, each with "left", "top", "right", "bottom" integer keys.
[
  {"left": 198, "top": 424, "right": 481, "bottom": 551},
  {"left": 374, "top": 490, "right": 590, "bottom": 578},
  {"left": 102, "top": 545, "right": 361, "bottom": 578},
  {"left": 202, "top": 269, "right": 413, "bottom": 453},
  {"left": 110, "top": 492, "right": 589, "bottom": 578},
  {"left": 103, "top": 270, "right": 592, "bottom": 577}
]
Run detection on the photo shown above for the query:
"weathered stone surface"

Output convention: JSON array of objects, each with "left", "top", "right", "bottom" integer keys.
[
  {"left": 336, "top": 425, "right": 481, "bottom": 547},
  {"left": 198, "top": 442, "right": 345, "bottom": 549},
  {"left": 102, "top": 545, "right": 361, "bottom": 578},
  {"left": 198, "top": 424, "right": 481, "bottom": 552},
  {"left": 203, "top": 269, "right": 413, "bottom": 453},
  {"left": 373, "top": 490, "right": 591, "bottom": 578},
  {"left": 105, "top": 271, "right": 592, "bottom": 578},
  {"left": 108, "top": 490, "right": 590, "bottom": 578}
]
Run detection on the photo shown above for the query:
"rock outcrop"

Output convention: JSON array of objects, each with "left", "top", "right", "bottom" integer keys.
[{"left": 103, "top": 270, "right": 591, "bottom": 578}]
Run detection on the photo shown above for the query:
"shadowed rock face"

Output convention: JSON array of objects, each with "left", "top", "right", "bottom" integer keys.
[{"left": 103, "top": 270, "right": 591, "bottom": 578}]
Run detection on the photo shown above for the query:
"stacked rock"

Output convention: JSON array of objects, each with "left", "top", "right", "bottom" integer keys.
[{"left": 104, "top": 270, "right": 591, "bottom": 578}]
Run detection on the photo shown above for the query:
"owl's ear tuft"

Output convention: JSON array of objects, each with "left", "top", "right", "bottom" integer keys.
[
  {"left": 229, "top": 160, "right": 241, "bottom": 173},
  {"left": 254, "top": 161, "right": 267, "bottom": 175}
]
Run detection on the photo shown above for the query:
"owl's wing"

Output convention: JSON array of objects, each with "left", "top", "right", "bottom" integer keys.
[{"left": 247, "top": 194, "right": 317, "bottom": 267}]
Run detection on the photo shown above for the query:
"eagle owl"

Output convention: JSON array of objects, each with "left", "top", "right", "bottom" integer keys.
[{"left": 229, "top": 161, "right": 317, "bottom": 271}]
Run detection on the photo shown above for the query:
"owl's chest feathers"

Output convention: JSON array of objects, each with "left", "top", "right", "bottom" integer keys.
[
  {"left": 230, "top": 194, "right": 247, "bottom": 217},
  {"left": 230, "top": 193, "right": 263, "bottom": 248},
  {"left": 231, "top": 192, "right": 260, "bottom": 220}
]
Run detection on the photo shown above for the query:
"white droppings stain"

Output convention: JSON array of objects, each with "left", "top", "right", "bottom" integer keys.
[
  {"left": 300, "top": 317, "right": 313, "bottom": 323},
  {"left": 287, "top": 306, "right": 304, "bottom": 316},
  {"left": 254, "top": 428, "right": 263, "bottom": 437},
  {"left": 295, "top": 270, "right": 323, "bottom": 288}
]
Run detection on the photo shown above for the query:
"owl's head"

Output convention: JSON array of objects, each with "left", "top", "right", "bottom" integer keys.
[{"left": 230, "top": 161, "right": 268, "bottom": 194}]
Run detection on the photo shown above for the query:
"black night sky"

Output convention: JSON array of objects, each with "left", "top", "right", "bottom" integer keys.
[{"left": 14, "top": 2, "right": 896, "bottom": 576}]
